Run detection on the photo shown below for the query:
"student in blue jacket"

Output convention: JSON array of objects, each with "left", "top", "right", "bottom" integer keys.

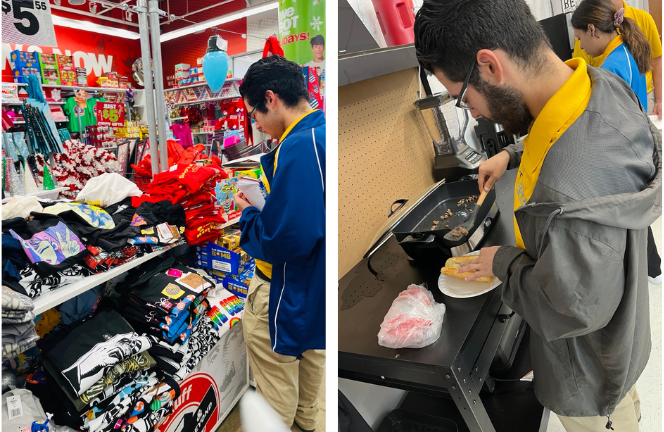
[
  {"left": 572, "top": 0, "right": 662, "bottom": 284},
  {"left": 234, "top": 55, "right": 326, "bottom": 432}
]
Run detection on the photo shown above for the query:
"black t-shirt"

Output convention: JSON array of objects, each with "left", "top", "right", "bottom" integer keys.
[{"left": 40, "top": 309, "right": 152, "bottom": 396}]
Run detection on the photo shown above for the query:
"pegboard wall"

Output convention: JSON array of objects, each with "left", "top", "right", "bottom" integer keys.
[
  {"left": 246, "top": 11, "right": 279, "bottom": 51},
  {"left": 338, "top": 68, "right": 436, "bottom": 278}
]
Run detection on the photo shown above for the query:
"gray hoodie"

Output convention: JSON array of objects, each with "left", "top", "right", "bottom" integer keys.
[{"left": 493, "top": 66, "right": 662, "bottom": 419}]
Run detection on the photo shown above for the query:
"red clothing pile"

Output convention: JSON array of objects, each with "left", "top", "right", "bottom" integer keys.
[{"left": 132, "top": 163, "right": 228, "bottom": 245}]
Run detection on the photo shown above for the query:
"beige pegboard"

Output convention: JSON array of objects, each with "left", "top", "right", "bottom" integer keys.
[{"left": 338, "top": 68, "right": 437, "bottom": 278}]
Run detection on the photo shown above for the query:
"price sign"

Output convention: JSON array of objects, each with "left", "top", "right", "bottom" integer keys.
[
  {"left": 2, "top": 0, "right": 57, "bottom": 47},
  {"left": 96, "top": 102, "right": 125, "bottom": 127},
  {"left": 551, "top": 0, "right": 577, "bottom": 15}
]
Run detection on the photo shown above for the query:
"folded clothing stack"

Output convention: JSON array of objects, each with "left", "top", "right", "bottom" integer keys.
[
  {"left": 34, "top": 309, "right": 186, "bottom": 431},
  {"left": 119, "top": 259, "right": 215, "bottom": 345},
  {"left": 132, "top": 163, "right": 228, "bottom": 245},
  {"left": 149, "top": 287, "right": 245, "bottom": 381},
  {"left": 2, "top": 286, "right": 39, "bottom": 360}
]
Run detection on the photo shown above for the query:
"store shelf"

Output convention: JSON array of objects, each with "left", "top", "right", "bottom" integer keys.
[
  {"left": 193, "top": 131, "right": 218, "bottom": 135},
  {"left": 3, "top": 99, "right": 22, "bottom": 104},
  {"left": 170, "top": 116, "right": 188, "bottom": 121},
  {"left": 221, "top": 217, "right": 241, "bottom": 229},
  {"left": 1, "top": 82, "right": 27, "bottom": 87},
  {"left": 2, "top": 186, "right": 68, "bottom": 204},
  {"left": 32, "top": 246, "right": 173, "bottom": 315},
  {"left": 173, "top": 95, "right": 240, "bottom": 107},
  {"left": 339, "top": 44, "right": 419, "bottom": 86},
  {"left": 47, "top": 101, "right": 66, "bottom": 105},
  {"left": 41, "top": 84, "right": 129, "bottom": 93},
  {"left": 11, "top": 120, "right": 25, "bottom": 125},
  {"left": 165, "top": 78, "right": 242, "bottom": 92}
]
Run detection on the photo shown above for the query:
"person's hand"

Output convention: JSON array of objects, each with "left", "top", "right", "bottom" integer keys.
[
  {"left": 653, "top": 102, "right": 662, "bottom": 120},
  {"left": 234, "top": 192, "right": 253, "bottom": 212},
  {"left": 457, "top": 246, "right": 501, "bottom": 281},
  {"left": 478, "top": 151, "right": 510, "bottom": 192}
]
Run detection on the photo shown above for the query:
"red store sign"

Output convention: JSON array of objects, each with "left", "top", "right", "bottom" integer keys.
[{"left": 95, "top": 102, "right": 125, "bottom": 127}]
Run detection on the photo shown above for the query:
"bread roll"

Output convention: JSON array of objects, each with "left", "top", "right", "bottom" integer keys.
[{"left": 441, "top": 256, "right": 494, "bottom": 283}]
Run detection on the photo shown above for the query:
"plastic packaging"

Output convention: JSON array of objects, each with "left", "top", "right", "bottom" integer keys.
[{"left": 377, "top": 284, "right": 446, "bottom": 349}]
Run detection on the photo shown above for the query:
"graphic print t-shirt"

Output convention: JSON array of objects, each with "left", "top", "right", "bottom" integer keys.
[{"left": 42, "top": 309, "right": 151, "bottom": 397}]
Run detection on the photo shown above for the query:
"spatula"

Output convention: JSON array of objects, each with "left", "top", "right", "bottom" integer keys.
[{"left": 443, "top": 189, "right": 488, "bottom": 242}]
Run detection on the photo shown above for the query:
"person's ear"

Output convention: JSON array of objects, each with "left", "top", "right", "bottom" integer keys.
[
  {"left": 476, "top": 49, "right": 504, "bottom": 86},
  {"left": 264, "top": 90, "right": 276, "bottom": 108},
  {"left": 588, "top": 24, "right": 596, "bottom": 37}
]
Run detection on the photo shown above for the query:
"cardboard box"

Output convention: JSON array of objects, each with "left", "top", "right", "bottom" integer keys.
[
  {"left": 195, "top": 242, "right": 253, "bottom": 275},
  {"left": 212, "top": 264, "right": 255, "bottom": 298},
  {"left": 175, "top": 63, "right": 191, "bottom": 72}
]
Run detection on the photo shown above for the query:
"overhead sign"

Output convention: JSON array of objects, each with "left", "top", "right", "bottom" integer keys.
[
  {"left": 95, "top": 102, "right": 125, "bottom": 127},
  {"left": 2, "top": 0, "right": 58, "bottom": 47}
]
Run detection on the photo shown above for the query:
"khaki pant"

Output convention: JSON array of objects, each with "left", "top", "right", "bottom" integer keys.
[
  {"left": 243, "top": 275, "right": 326, "bottom": 430},
  {"left": 558, "top": 386, "right": 641, "bottom": 432}
]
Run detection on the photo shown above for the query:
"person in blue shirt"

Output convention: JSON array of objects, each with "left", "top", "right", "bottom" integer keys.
[
  {"left": 234, "top": 55, "right": 325, "bottom": 432},
  {"left": 572, "top": 0, "right": 650, "bottom": 109},
  {"left": 572, "top": 0, "right": 662, "bottom": 286}
]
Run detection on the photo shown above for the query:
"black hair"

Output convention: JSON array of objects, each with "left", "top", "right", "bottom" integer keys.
[
  {"left": 239, "top": 55, "right": 309, "bottom": 114},
  {"left": 310, "top": 35, "right": 325, "bottom": 46},
  {"left": 414, "top": 0, "right": 552, "bottom": 86}
]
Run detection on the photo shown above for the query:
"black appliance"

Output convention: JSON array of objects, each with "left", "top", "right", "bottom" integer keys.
[
  {"left": 539, "top": 13, "right": 575, "bottom": 61},
  {"left": 371, "top": 179, "right": 499, "bottom": 263},
  {"left": 474, "top": 118, "right": 518, "bottom": 158},
  {"left": 414, "top": 92, "right": 486, "bottom": 183}
]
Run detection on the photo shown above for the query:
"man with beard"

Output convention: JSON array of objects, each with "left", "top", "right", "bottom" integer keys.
[{"left": 414, "top": 1, "right": 661, "bottom": 431}]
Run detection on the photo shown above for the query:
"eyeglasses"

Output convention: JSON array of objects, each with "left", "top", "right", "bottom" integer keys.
[
  {"left": 456, "top": 62, "right": 475, "bottom": 110},
  {"left": 248, "top": 105, "right": 259, "bottom": 120}
]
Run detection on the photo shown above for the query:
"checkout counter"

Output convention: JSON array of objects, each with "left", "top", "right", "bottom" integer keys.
[{"left": 338, "top": 169, "right": 549, "bottom": 432}]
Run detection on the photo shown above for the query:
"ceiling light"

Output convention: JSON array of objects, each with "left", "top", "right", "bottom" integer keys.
[
  {"left": 160, "top": 1, "right": 278, "bottom": 43},
  {"left": 52, "top": 15, "right": 140, "bottom": 39}
]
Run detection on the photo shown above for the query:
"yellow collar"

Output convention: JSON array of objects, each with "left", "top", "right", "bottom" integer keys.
[
  {"left": 594, "top": 34, "right": 624, "bottom": 67},
  {"left": 523, "top": 58, "right": 592, "bottom": 172},
  {"left": 279, "top": 109, "right": 317, "bottom": 143}
]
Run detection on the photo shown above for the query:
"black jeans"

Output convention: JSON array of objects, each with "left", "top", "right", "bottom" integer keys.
[{"left": 648, "top": 226, "right": 661, "bottom": 278}]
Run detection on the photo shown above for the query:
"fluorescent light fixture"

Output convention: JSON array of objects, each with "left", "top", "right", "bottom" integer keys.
[
  {"left": 52, "top": 15, "right": 140, "bottom": 39},
  {"left": 160, "top": 1, "right": 278, "bottom": 43}
]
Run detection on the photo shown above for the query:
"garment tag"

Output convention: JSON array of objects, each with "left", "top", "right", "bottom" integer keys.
[
  {"left": 7, "top": 395, "right": 23, "bottom": 419},
  {"left": 157, "top": 223, "right": 173, "bottom": 243}
]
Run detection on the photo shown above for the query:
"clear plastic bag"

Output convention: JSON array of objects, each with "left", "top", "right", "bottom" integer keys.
[{"left": 377, "top": 284, "right": 446, "bottom": 349}]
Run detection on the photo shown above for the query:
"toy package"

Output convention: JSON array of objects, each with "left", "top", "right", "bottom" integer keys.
[
  {"left": 56, "top": 55, "right": 76, "bottom": 86},
  {"left": 38, "top": 53, "right": 61, "bottom": 85}
]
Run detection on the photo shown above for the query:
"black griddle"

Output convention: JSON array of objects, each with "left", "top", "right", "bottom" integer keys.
[{"left": 392, "top": 179, "right": 499, "bottom": 262}]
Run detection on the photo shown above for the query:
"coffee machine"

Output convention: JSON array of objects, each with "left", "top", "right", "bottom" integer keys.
[{"left": 414, "top": 92, "right": 486, "bottom": 182}]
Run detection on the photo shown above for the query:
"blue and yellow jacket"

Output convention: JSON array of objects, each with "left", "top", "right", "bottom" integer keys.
[{"left": 239, "top": 110, "right": 326, "bottom": 356}]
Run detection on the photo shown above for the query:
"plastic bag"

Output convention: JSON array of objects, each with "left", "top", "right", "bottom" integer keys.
[{"left": 377, "top": 284, "right": 446, "bottom": 349}]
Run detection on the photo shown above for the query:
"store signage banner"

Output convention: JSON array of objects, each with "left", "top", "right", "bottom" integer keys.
[
  {"left": 278, "top": 0, "right": 325, "bottom": 68},
  {"left": 2, "top": 0, "right": 58, "bottom": 47},
  {"left": 95, "top": 102, "right": 125, "bottom": 127}
]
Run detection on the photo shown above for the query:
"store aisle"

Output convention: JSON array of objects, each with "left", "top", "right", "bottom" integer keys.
[
  {"left": 216, "top": 366, "right": 327, "bottom": 432},
  {"left": 546, "top": 217, "right": 663, "bottom": 432}
]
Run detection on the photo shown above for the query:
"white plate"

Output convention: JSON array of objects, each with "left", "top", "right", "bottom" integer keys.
[{"left": 438, "top": 251, "right": 502, "bottom": 298}]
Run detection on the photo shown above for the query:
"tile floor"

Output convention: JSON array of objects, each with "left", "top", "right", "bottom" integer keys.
[
  {"left": 546, "top": 216, "right": 663, "bottom": 431},
  {"left": 216, "top": 366, "right": 327, "bottom": 432}
]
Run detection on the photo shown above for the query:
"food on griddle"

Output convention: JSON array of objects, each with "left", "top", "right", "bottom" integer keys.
[
  {"left": 449, "top": 226, "right": 469, "bottom": 239},
  {"left": 441, "top": 256, "right": 494, "bottom": 283}
]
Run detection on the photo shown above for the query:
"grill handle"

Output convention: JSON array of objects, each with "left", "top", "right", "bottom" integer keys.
[
  {"left": 398, "top": 233, "right": 435, "bottom": 245},
  {"left": 389, "top": 199, "right": 408, "bottom": 218}
]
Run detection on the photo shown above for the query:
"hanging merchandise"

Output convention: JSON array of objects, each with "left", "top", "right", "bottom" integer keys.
[
  {"left": 42, "top": 162, "right": 54, "bottom": 191},
  {"left": 8, "top": 161, "right": 24, "bottom": 197},
  {"left": 263, "top": 36, "right": 285, "bottom": 58},
  {"left": 63, "top": 89, "right": 105, "bottom": 134},
  {"left": 202, "top": 36, "right": 230, "bottom": 93},
  {"left": 23, "top": 101, "right": 64, "bottom": 154},
  {"left": 304, "top": 67, "right": 324, "bottom": 110},
  {"left": 35, "top": 140, "right": 120, "bottom": 199},
  {"left": 24, "top": 162, "right": 40, "bottom": 194}
]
